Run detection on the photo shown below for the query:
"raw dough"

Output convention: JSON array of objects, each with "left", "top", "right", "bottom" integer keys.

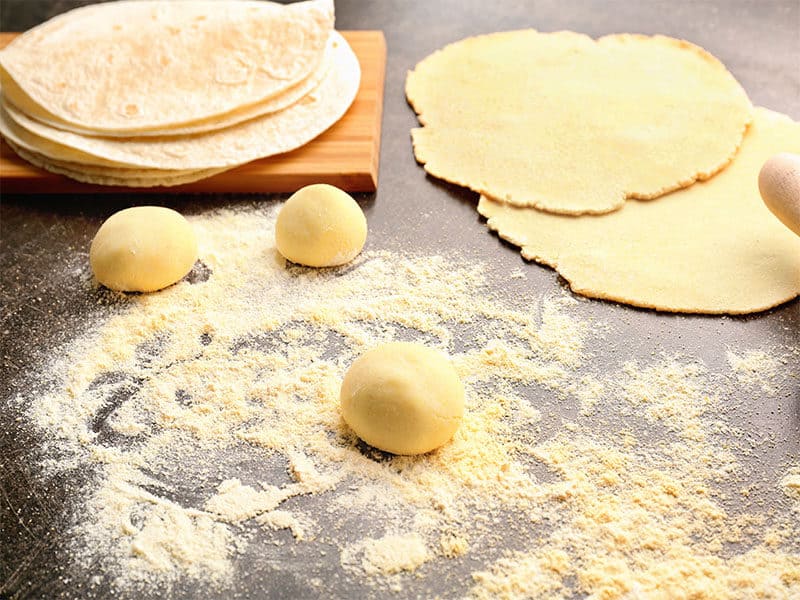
[
  {"left": 340, "top": 342, "right": 465, "bottom": 455},
  {"left": 275, "top": 184, "right": 367, "bottom": 267},
  {"left": 406, "top": 31, "right": 752, "bottom": 215},
  {"left": 90, "top": 206, "right": 198, "bottom": 292},
  {"left": 477, "top": 108, "right": 800, "bottom": 314}
]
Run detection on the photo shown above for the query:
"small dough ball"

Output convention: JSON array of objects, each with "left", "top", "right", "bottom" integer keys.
[
  {"left": 90, "top": 206, "right": 198, "bottom": 292},
  {"left": 275, "top": 184, "right": 367, "bottom": 267},
  {"left": 340, "top": 342, "right": 465, "bottom": 455}
]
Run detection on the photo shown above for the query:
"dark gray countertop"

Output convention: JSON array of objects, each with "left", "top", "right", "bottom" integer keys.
[{"left": 1, "top": 1, "right": 799, "bottom": 599}]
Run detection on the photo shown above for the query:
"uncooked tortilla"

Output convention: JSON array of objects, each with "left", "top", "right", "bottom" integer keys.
[
  {"left": 0, "top": 0, "right": 333, "bottom": 133},
  {"left": 407, "top": 31, "right": 753, "bottom": 215},
  {"left": 477, "top": 108, "right": 800, "bottom": 314},
  {"left": 1, "top": 32, "right": 360, "bottom": 170}
]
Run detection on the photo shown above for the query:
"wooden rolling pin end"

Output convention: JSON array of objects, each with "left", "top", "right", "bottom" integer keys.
[{"left": 758, "top": 153, "right": 800, "bottom": 237}]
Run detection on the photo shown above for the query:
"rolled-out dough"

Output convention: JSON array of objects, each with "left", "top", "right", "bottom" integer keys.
[
  {"left": 477, "top": 108, "right": 800, "bottom": 314},
  {"left": 407, "top": 31, "right": 753, "bottom": 215}
]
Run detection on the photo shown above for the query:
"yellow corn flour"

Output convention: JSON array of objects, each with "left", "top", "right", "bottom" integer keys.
[{"left": 16, "top": 206, "right": 799, "bottom": 597}]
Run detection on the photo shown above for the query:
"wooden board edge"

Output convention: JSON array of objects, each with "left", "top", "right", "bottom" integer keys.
[{"left": 367, "top": 32, "right": 387, "bottom": 192}]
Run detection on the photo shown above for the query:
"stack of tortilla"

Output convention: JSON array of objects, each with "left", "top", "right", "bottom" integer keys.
[
  {"left": 406, "top": 31, "right": 800, "bottom": 314},
  {"left": 0, "top": 0, "right": 360, "bottom": 187}
]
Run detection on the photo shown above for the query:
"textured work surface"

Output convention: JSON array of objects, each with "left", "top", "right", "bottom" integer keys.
[{"left": 1, "top": 1, "right": 799, "bottom": 599}]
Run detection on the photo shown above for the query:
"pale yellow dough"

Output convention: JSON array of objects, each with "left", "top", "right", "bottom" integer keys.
[
  {"left": 340, "top": 342, "right": 465, "bottom": 456},
  {"left": 406, "top": 31, "right": 753, "bottom": 215},
  {"left": 90, "top": 206, "right": 198, "bottom": 292},
  {"left": 275, "top": 184, "right": 367, "bottom": 267},
  {"left": 477, "top": 108, "right": 800, "bottom": 314}
]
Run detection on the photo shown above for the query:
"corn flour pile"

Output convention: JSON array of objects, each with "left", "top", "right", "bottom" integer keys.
[
  {"left": 406, "top": 32, "right": 800, "bottom": 314},
  {"left": 0, "top": 0, "right": 359, "bottom": 186},
  {"left": 15, "top": 206, "right": 799, "bottom": 598}
]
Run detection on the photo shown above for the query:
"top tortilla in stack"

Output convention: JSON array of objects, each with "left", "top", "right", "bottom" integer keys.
[
  {"left": 0, "top": 0, "right": 361, "bottom": 186},
  {"left": 0, "top": 0, "right": 334, "bottom": 134}
]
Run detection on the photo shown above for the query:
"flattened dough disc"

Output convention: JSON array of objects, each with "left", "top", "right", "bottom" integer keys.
[
  {"left": 407, "top": 31, "right": 753, "bottom": 215},
  {"left": 477, "top": 108, "right": 800, "bottom": 314}
]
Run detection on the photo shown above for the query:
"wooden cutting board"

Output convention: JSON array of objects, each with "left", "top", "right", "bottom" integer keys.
[{"left": 0, "top": 31, "right": 385, "bottom": 193}]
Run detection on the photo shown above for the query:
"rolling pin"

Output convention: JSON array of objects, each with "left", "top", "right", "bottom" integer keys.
[{"left": 759, "top": 153, "right": 800, "bottom": 236}]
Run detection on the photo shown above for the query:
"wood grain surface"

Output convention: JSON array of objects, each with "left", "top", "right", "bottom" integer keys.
[{"left": 0, "top": 30, "right": 385, "bottom": 193}]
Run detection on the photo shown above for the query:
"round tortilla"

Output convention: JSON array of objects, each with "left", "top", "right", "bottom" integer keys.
[
  {"left": 0, "top": 103, "right": 136, "bottom": 167},
  {"left": 407, "top": 31, "right": 753, "bottom": 215},
  {"left": 2, "top": 32, "right": 360, "bottom": 170},
  {"left": 0, "top": 35, "right": 335, "bottom": 139},
  {"left": 6, "top": 139, "right": 227, "bottom": 187},
  {"left": 0, "top": 0, "right": 333, "bottom": 134},
  {"left": 477, "top": 108, "right": 800, "bottom": 314}
]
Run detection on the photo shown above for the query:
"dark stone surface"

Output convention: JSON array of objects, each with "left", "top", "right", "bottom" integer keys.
[{"left": 1, "top": 1, "right": 799, "bottom": 599}]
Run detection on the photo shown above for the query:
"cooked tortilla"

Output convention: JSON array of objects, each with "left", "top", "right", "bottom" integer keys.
[
  {"left": 0, "top": 0, "right": 333, "bottom": 134},
  {"left": 407, "top": 31, "right": 753, "bottom": 215},
  {"left": 1, "top": 103, "right": 134, "bottom": 167},
  {"left": 6, "top": 139, "right": 227, "bottom": 187},
  {"left": 2, "top": 32, "right": 360, "bottom": 170},
  {"left": 1, "top": 34, "right": 335, "bottom": 139}
]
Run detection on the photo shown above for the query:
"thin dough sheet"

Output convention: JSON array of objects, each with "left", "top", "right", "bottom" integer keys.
[
  {"left": 477, "top": 108, "right": 800, "bottom": 314},
  {"left": 407, "top": 31, "right": 753, "bottom": 215}
]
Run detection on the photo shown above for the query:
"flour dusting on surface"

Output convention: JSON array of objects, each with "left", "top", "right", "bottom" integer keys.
[{"left": 12, "top": 206, "right": 799, "bottom": 598}]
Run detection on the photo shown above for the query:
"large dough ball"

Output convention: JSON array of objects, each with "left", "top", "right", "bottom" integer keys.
[
  {"left": 89, "top": 206, "right": 198, "bottom": 292},
  {"left": 275, "top": 184, "right": 367, "bottom": 267},
  {"left": 340, "top": 342, "right": 465, "bottom": 455}
]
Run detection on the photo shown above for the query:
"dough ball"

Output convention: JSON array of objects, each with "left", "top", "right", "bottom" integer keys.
[
  {"left": 90, "top": 206, "right": 198, "bottom": 292},
  {"left": 275, "top": 184, "right": 367, "bottom": 267},
  {"left": 340, "top": 342, "right": 465, "bottom": 455}
]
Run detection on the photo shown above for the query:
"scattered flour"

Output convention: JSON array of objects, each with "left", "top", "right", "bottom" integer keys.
[
  {"left": 11, "top": 205, "right": 799, "bottom": 598},
  {"left": 344, "top": 533, "right": 431, "bottom": 576},
  {"left": 205, "top": 479, "right": 295, "bottom": 523},
  {"left": 782, "top": 467, "right": 800, "bottom": 516},
  {"left": 726, "top": 348, "right": 782, "bottom": 395},
  {"left": 255, "top": 510, "right": 310, "bottom": 541}
]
